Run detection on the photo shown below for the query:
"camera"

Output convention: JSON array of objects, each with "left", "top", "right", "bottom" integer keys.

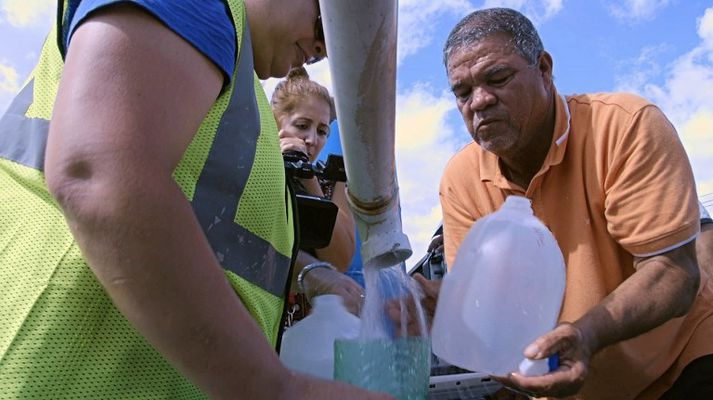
[
  {"left": 283, "top": 151, "right": 347, "bottom": 250},
  {"left": 283, "top": 151, "right": 347, "bottom": 182}
]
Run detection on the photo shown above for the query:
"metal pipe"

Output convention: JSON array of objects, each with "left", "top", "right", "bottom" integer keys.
[{"left": 320, "top": 0, "right": 412, "bottom": 269}]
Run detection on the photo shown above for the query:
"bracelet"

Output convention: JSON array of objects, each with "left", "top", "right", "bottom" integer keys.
[{"left": 297, "top": 262, "right": 336, "bottom": 293}]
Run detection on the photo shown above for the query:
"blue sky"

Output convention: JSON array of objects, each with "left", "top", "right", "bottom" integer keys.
[{"left": 2, "top": 0, "right": 712, "bottom": 265}]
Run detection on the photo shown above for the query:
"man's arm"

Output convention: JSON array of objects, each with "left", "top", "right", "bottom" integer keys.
[
  {"left": 575, "top": 240, "right": 700, "bottom": 353},
  {"left": 45, "top": 5, "right": 386, "bottom": 400},
  {"left": 698, "top": 203, "right": 713, "bottom": 279},
  {"left": 500, "top": 241, "right": 700, "bottom": 397}
]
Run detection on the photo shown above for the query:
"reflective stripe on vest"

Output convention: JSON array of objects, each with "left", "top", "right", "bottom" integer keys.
[
  {"left": 192, "top": 22, "right": 291, "bottom": 297},
  {"left": 0, "top": 20, "right": 290, "bottom": 297},
  {"left": 0, "top": 80, "right": 48, "bottom": 170}
]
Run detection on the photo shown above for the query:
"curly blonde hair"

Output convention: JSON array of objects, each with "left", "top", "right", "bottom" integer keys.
[{"left": 271, "top": 67, "right": 336, "bottom": 123}]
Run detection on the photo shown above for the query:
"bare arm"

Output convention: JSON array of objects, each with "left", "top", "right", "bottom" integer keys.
[
  {"left": 574, "top": 240, "right": 700, "bottom": 351},
  {"left": 296, "top": 251, "right": 365, "bottom": 315},
  {"left": 45, "top": 6, "right": 383, "bottom": 400},
  {"left": 501, "top": 241, "right": 700, "bottom": 397},
  {"left": 697, "top": 223, "right": 713, "bottom": 280},
  {"left": 302, "top": 179, "right": 356, "bottom": 271}
]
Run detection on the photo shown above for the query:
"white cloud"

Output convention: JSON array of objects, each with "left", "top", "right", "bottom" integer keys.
[
  {"left": 482, "top": 0, "right": 565, "bottom": 23},
  {"left": 678, "top": 111, "right": 713, "bottom": 197},
  {"left": 617, "top": 7, "right": 713, "bottom": 196},
  {"left": 394, "top": 83, "right": 466, "bottom": 263},
  {"left": 397, "top": 0, "right": 566, "bottom": 65},
  {"left": 699, "top": 7, "right": 713, "bottom": 48},
  {"left": 0, "top": 61, "right": 20, "bottom": 115},
  {"left": 0, "top": 61, "right": 20, "bottom": 93},
  {"left": 607, "top": 0, "right": 672, "bottom": 22},
  {"left": 398, "top": 0, "right": 473, "bottom": 63},
  {"left": 1, "top": 0, "right": 54, "bottom": 27},
  {"left": 614, "top": 43, "right": 673, "bottom": 94}
]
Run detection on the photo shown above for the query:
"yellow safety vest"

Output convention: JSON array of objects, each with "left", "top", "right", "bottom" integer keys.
[{"left": 0, "top": 0, "right": 295, "bottom": 398}]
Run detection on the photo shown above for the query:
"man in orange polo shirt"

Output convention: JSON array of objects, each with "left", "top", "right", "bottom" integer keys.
[{"left": 438, "top": 7, "right": 713, "bottom": 399}]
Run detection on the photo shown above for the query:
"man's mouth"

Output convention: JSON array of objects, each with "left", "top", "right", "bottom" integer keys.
[{"left": 476, "top": 118, "right": 499, "bottom": 130}]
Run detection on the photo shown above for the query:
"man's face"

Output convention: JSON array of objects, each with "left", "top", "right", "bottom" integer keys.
[{"left": 446, "top": 33, "right": 553, "bottom": 160}]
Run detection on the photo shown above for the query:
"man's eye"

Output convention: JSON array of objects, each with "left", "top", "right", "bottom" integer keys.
[
  {"left": 295, "top": 123, "right": 309, "bottom": 130},
  {"left": 455, "top": 90, "right": 471, "bottom": 102},
  {"left": 317, "top": 129, "right": 328, "bottom": 136},
  {"left": 490, "top": 74, "right": 512, "bottom": 87}
]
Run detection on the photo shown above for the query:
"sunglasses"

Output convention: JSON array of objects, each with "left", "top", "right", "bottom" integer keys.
[
  {"left": 306, "top": 2, "right": 325, "bottom": 64},
  {"left": 315, "top": 13, "right": 325, "bottom": 42}
]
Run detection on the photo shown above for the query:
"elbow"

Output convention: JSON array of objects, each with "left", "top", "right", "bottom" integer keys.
[
  {"left": 46, "top": 155, "right": 130, "bottom": 228},
  {"left": 46, "top": 157, "right": 97, "bottom": 219}
]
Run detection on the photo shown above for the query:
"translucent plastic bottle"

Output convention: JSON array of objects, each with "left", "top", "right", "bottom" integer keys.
[
  {"left": 431, "top": 195, "right": 566, "bottom": 376},
  {"left": 279, "top": 294, "right": 361, "bottom": 379}
]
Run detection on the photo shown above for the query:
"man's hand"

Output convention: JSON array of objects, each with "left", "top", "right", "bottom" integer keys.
[
  {"left": 385, "top": 273, "right": 441, "bottom": 336},
  {"left": 495, "top": 322, "right": 594, "bottom": 398},
  {"left": 497, "top": 241, "right": 699, "bottom": 398}
]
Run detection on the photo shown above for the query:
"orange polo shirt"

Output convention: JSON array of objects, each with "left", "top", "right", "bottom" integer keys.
[{"left": 440, "top": 90, "right": 713, "bottom": 399}]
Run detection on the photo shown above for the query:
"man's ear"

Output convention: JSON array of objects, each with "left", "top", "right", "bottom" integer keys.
[{"left": 538, "top": 50, "right": 554, "bottom": 86}]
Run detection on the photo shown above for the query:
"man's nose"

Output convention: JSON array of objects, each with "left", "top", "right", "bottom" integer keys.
[{"left": 470, "top": 87, "right": 496, "bottom": 111}]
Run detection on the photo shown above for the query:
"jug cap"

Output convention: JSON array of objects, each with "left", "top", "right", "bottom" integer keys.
[
  {"left": 504, "top": 195, "right": 532, "bottom": 212},
  {"left": 312, "top": 294, "right": 344, "bottom": 308}
]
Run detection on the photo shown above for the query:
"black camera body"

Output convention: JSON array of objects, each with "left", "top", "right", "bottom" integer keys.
[
  {"left": 283, "top": 151, "right": 347, "bottom": 182},
  {"left": 283, "top": 152, "right": 347, "bottom": 250}
]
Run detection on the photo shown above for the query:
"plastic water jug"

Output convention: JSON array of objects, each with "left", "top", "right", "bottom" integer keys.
[
  {"left": 431, "top": 195, "right": 566, "bottom": 376},
  {"left": 279, "top": 294, "right": 361, "bottom": 379}
]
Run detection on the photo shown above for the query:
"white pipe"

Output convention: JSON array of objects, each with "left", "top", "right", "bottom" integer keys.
[{"left": 320, "top": 0, "right": 412, "bottom": 269}]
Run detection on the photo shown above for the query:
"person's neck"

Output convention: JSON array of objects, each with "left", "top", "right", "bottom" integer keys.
[
  {"left": 499, "top": 93, "right": 557, "bottom": 190},
  {"left": 499, "top": 151, "right": 546, "bottom": 190}
]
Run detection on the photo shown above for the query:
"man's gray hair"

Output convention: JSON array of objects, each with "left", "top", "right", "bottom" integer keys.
[{"left": 443, "top": 8, "right": 544, "bottom": 69}]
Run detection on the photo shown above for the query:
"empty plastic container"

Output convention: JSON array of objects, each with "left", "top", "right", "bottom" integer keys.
[
  {"left": 431, "top": 195, "right": 566, "bottom": 376},
  {"left": 279, "top": 294, "right": 361, "bottom": 379}
]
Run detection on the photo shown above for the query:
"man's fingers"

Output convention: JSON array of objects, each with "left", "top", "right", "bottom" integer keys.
[
  {"left": 503, "top": 367, "right": 584, "bottom": 398},
  {"left": 525, "top": 324, "right": 577, "bottom": 359},
  {"left": 413, "top": 273, "right": 441, "bottom": 298}
]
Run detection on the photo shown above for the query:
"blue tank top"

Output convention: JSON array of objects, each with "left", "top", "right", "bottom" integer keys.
[{"left": 64, "top": 0, "right": 237, "bottom": 82}]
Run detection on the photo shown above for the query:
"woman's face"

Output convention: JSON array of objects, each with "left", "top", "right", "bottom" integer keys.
[
  {"left": 249, "top": 0, "right": 326, "bottom": 79},
  {"left": 278, "top": 95, "right": 331, "bottom": 161}
]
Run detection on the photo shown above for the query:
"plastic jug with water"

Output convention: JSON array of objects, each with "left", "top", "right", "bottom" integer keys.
[
  {"left": 431, "top": 195, "right": 566, "bottom": 376},
  {"left": 279, "top": 294, "right": 361, "bottom": 379}
]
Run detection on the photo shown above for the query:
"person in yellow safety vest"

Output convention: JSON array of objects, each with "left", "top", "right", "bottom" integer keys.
[{"left": 0, "top": 0, "right": 390, "bottom": 399}]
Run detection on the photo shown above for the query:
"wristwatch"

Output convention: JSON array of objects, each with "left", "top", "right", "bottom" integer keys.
[{"left": 297, "top": 261, "right": 336, "bottom": 293}]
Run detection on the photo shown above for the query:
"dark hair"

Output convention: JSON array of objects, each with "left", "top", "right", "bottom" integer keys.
[
  {"left": 443, "top": 8, "right": 544, "bottom": 69},
  {"left": 271, "top": 67, "right": 336, "bottom": 123}
]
